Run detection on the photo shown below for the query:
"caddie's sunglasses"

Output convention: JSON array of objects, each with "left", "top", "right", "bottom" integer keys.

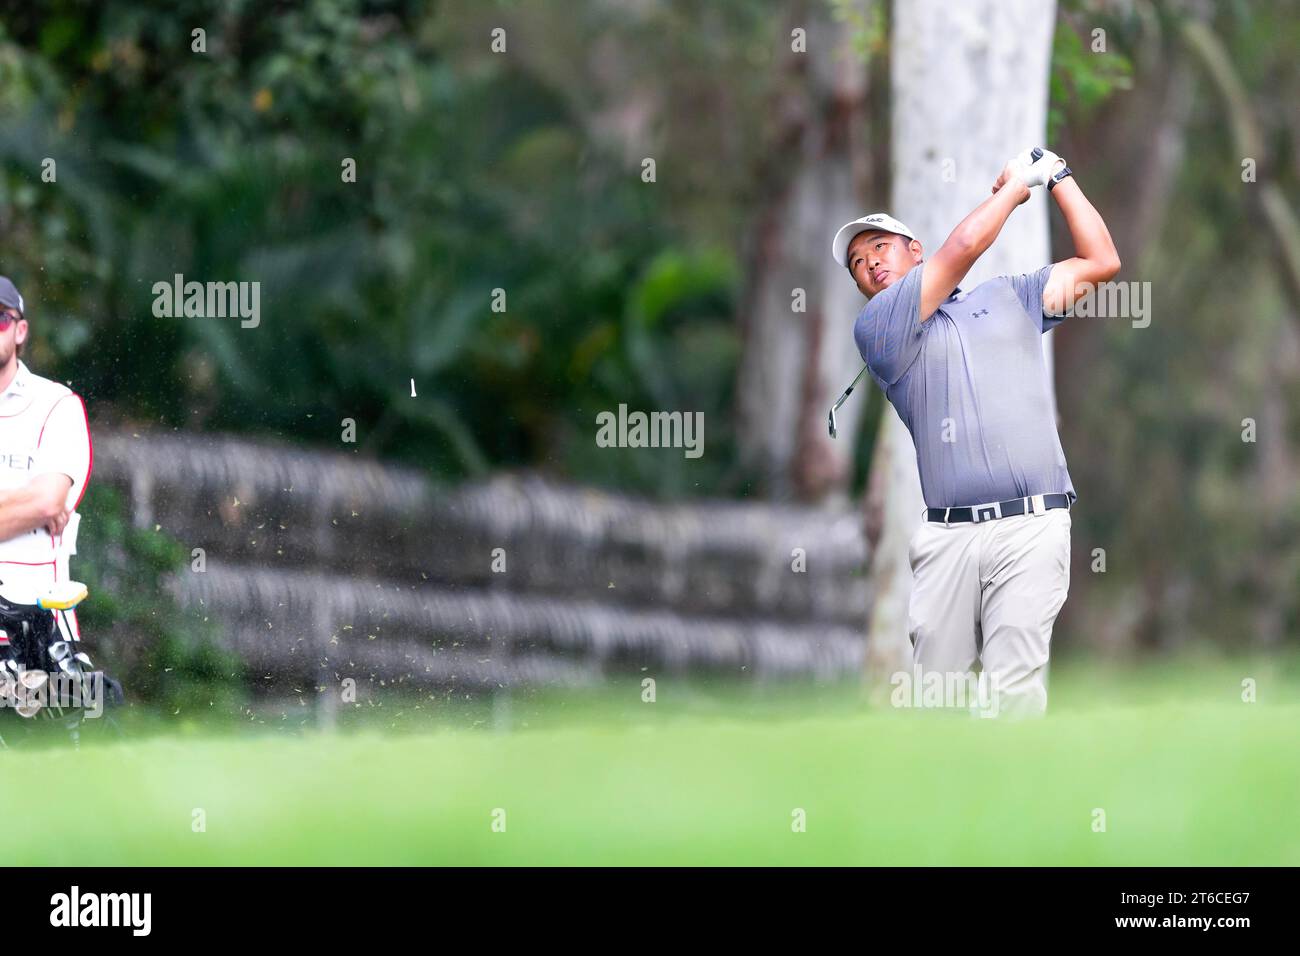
[{"left": 0, "top": 310, "right": 22, "bottom": 329}]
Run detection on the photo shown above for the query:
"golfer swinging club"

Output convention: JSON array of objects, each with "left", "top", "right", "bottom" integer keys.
[{"left": 831, "top": 147, "right": 1119, "bottom": 716}]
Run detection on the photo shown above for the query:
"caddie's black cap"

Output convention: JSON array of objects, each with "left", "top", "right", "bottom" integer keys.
[{"left": 0, "top": 277, "right": 24, "bottom": 316}]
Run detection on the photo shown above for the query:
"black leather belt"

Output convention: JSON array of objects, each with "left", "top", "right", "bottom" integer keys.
[{"left": 925, "top": 493, "right": 1072, "bottom": 524}]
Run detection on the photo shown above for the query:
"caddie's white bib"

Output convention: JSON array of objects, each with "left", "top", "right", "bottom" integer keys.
[{"left": 0, "top": 360, "right": 92, "bottom": 619}]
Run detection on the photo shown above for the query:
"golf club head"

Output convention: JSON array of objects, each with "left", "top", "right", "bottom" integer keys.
[
  {"left": 18, "top": 669, "right": 48, "bottom": 692},
  {"left": 828, "top": 366, "right": 868, "bottom": 441},
  {"left": 15, "top": 701, "right": 41, "bottom": 719}
]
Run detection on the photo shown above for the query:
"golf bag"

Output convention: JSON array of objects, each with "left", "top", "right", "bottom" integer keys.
[{"left": 0, "top": 589, "right": 124, "bottom": 739}]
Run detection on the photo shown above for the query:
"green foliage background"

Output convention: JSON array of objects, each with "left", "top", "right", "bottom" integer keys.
[{"left": 0, "top": 0, "right": 749, "bottom": 497}]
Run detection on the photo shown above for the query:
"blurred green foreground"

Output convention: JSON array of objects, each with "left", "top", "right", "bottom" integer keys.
[{"left": 17, "top": 656, "right": 1300, "bottom": 866}]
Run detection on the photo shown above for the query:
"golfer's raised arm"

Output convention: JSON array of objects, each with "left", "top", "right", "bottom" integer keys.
[
  {"left": 1042, "top": 175, "right": 1121, "bottom": 315},
  {"left": 920, "top": 169, "right": 1029, "bottom": 322}
]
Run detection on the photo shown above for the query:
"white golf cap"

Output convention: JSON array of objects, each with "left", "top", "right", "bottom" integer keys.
[{"left": 831, "top": 213, "right": 917, "bottom": 266}]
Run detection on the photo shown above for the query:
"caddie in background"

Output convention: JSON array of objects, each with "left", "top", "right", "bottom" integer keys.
[
  {"left": 0, "top": 276, "right": 92, "bottom": 633},
  {"left": 832, "top": 148, "right": 1120, "bottom": 717}
]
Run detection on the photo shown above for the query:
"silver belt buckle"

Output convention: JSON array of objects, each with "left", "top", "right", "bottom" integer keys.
[
  {"left": 973, "top": 500, "right": 1001, "bottom": 523},
  {"left": 1030, "top": 494, "right": 1047, "bottom": 516}
]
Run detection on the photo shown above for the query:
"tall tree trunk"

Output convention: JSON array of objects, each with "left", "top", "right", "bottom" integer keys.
[
  {"left": 865, "top": 0, "right": 1059, "bottom": 692},
  {"left": 734, "top": 6, "right": 874, "bottom": 502}
]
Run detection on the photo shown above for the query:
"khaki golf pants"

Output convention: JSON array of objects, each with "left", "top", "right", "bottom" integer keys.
[{"left": 906, "top": 508, "right": 1071, "bottom": 718}]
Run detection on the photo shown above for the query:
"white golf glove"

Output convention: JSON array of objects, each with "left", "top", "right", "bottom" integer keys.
[{"left": 1009, "top": 147, "right": 1065, "bottom": 188}]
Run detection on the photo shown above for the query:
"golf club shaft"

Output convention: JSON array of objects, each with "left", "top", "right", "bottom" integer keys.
[{"left": 834, "top": 364, "right": 868, "bottom": 410}]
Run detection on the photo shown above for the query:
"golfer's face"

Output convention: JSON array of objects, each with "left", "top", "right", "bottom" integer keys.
[{"left": 848, "top": 232, "right": 911, "bottom": 298}]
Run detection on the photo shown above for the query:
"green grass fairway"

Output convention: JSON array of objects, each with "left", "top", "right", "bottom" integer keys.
[{"left": 14, "top": 656, "right": 1300, "bottom": 865}]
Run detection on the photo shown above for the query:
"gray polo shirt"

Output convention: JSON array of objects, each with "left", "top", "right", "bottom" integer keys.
[{"left": 853, "top": 262, "right": 1075, "bottom": 509}]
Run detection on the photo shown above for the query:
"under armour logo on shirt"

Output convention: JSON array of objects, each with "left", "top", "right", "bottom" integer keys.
[{"left": 972, "top": 309, "right": 989, "bottom": 318}]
